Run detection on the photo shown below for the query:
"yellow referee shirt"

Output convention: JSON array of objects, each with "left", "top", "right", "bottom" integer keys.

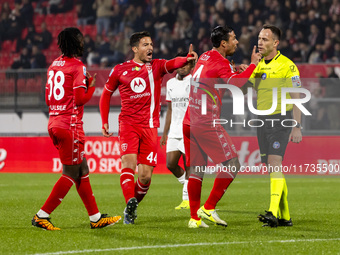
[{"left": 249, "top": 51, "right": 301, "bottom": 115}]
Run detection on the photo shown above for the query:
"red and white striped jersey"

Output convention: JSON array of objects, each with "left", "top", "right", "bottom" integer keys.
[{"left": 103, "top": 59, "right": 169, "bottom": 128}]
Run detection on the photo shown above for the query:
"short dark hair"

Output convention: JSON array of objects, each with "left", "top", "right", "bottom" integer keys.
[
  {"left": 262, "top": 24, "right": 281, "bottom": 40},
  {"left": 130, "top": 31, "right": 151, "bottom": 47},
  {"left": 58, "top": 27, "right": 83, "bottom": 57},
  {"left": 210, "top": 26, "right": 234, "bottom": 48}
]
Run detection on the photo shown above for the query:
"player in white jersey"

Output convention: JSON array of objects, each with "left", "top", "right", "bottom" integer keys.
[{"left": 160, "top": 53, "right": 194, "bottom": 209}]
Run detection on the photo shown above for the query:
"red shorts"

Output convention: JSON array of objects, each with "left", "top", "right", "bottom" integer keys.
[
  {"left": 183, "top": 123, "right": 237, "bottom": 166},
  {"left": 48, "top": 127, "right": 85, "bottom": 165},
  {"left": 119, "top": 123, "right": 158, "bottom": 166}
]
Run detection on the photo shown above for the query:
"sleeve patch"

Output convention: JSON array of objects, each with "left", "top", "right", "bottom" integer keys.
[
  {"left": 83, "top": 66, "right": 86, "bottom": 76},
  {"left": 109, "top": 68, "right": 114, "bottom": 77},
  {"left": 291, "top": 75, "right": 301, "bottom": 87},
  {"left": 290, "top": 65, "right": 296, "bottom": 73}
]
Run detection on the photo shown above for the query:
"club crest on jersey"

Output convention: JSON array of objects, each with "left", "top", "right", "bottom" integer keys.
[
  {"left": 130, "top": 77, "right": 146, "bottom": 93},
  {"left": 121, "top": 143, "right": 128, "bottom": 152},
  {"left": 261, "top": 73, "right": 267, "bottom": 80},
  {"left": 132, "top": 66, "right": 141, "bottom": 71},
  {"left": 146, "top": 65, "right": 152, "bottom": 72}
]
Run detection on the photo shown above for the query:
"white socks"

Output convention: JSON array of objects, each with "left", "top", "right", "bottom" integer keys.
[
  {"left": 182, "top": 179, "right": 189, "bottom": 201},
  {"left": 37, "top": 209, "right": 49, "bottom": 218},
  {"left": 89, "top": 212, "right": 101, "bottom": 222},
  {"left": 177, "top": 172, "right": 186, "bottom": 185}
]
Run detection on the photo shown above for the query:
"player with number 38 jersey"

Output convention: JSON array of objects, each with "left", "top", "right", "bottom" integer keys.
[
  {"left": 46, "top": 56, "right": 89, "bottom": 130},
  {"left": 32, "top": 27, "right": 121, "bottom": 232}
]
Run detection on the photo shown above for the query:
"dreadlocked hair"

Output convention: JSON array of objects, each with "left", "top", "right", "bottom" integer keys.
[{"left": 58, "top": 27, "right": 83, "bottom": 57}]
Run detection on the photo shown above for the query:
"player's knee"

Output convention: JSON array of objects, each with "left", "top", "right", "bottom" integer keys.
[
  {"left": 166, "top": 162, "right": 177, "bottom": 172},
  {"left": 139, "top": 175, "right": 151, "bottom": 185}
]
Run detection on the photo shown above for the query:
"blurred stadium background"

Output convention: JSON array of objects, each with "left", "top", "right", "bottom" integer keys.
[{"left": 0, "top": 0, "right": 339, "bottom": 174}]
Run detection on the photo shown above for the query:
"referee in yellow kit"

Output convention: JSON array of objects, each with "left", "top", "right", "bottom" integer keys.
[{"left": 244, "top": 24, "right": 303, "bottom": 227}]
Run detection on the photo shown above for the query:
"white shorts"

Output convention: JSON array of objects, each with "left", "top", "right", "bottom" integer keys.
[{"left": 166, "top": 137, "right": 185, "bottom": 154}]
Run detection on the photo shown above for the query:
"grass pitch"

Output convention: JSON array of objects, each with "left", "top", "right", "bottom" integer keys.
[{"left": 0, "top": 173, "right": 339, "bottom": 255}]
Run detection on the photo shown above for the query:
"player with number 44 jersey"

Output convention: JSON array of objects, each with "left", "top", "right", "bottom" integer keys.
[{"left": 100, "top": 31, "right": 197, "bottom": 224}]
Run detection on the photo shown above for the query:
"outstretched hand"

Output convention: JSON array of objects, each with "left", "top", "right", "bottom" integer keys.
[{"left": 187, "top": 44, "right": 198, "bottom": 63}]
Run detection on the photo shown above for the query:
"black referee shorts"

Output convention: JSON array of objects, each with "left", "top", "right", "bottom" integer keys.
[{"left": 256, "top": 111, "right": 293, "bottom": 164}]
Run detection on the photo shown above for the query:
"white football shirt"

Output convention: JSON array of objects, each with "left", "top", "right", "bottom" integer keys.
[{"left": 166, "top": 74, "right": 191, "bottom": 138}]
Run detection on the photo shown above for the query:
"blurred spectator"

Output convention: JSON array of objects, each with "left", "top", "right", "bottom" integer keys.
[
  {"left": 238, "top": 26, "right": 251, "bottom": 55},
  {"left": 30, "top": 44, "right": 46, "bottom": 68},
  {"left": 0, "top": 11, "right": 11, "bottom": 44},
  {"left": 76, "top": 0, "right": 96, "bottom": 26},
  {"left": 93, "top": 0, "right": 113, "bottom": 36},
  {"left": 329, "top": 0, "right": 340, "bottom": 16},
  {"left": 35, "top": 21, "right": 52, "bottom": 50},
  {"left": 17, "top": 25, "right": 37, "bottom": 52},
  {"left": 333, "top": 42, "right": 340, "bottom": 61},
  {"left": 308, "top": 24, "right": 324, "bottom": 48},
  {"left": 107, "top": 32, "right": 127, "bottom": 64},
  {"left": 1, "top": 2, "right": 11, "bottom": 17},
  {"left": 99, "top": 56, "right": 109, "bottom": 68},
  {"left": 231, "top": 12, "right": 243, "bottom": 36},
  {"left": 154, "top": 6, "right": 175, "bottom": 33},
  {"left": 309, "top": 44, "right": 323, "bottom": 63},
  {"left": 87, "top": 34, "right": 112, "bottom": 66},
  {"left": 7, "top": 2, "right": 24, "bottom": 41},
  {"left": 20, "top": 0, "right": 34, "bottom": 28},
  {"left": 225, "top": 0, "right": 244, "bottom": 12},
  {"left": 322, "top": 38, "right": 335, "bottom": 62},
  {"left": 49, "top": 0, "right": 73, "bottom": 14},
  {"left": 82, "top": 34, "right": 95, "bottom": 64},
  {"left": 11, "top": 47, "right": 31, "bottom": 69}
]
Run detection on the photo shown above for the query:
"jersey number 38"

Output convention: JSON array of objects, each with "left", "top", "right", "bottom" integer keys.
[{"left": 48, "top": 70, "right": 65, "bottom": 101}]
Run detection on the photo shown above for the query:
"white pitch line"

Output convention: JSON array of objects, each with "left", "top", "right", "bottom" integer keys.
[{"left": 32, "top": 238, "right": 340, "bottom": 255}]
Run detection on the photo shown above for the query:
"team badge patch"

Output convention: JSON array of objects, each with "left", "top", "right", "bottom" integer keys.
[
  {"left": 121, "top": 143, "right": 128, "bottom": 152},
  {"left": 261, "top": 73, "right": 267, "bottom": 80},
  {"left": 83, "top": 66, "right": 86, "bottom": 76},
  {"left": 291, "top": 75, "right": 301, "bottom": 87},
  {"left": 132, "top": 66, "right": 141, "bottom": 71},
  {"left": 273, "top": 141, "right": 280, "bottom": 149}
]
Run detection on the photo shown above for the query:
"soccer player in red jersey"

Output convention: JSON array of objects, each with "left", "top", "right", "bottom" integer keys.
[
  {"left": 182, "top": 26, "right": 261, "bottom": 228},
  {"left": 100, "top": 31, "right": 197, "bottom": 224},
  {"left": 32, "top": 27, "right": 121, "bottom": 230}
]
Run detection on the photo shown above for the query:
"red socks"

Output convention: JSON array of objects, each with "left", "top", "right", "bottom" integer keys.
[
  {"left": 120, "top": 168, "right": 135, "bottom": 204},
  {"left": 41, "top": 174, "right": 74, "bottom": 214},
  {"left": 134, "top": 178, "right": 151, "bottom": 203},
  {"left": 188, "top": 174, "right": 203, "bottom": 220},
  {"left": 204, "top": 172, "right": 234, "bottom": 210},
  {"left": 76, "top": 174, "right": 99, "bottom": 216}
]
